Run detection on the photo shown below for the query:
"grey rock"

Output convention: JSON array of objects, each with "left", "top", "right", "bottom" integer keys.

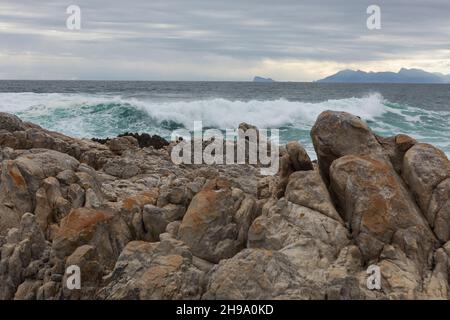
[
  {"left": 178, "top": 179, "right": 256, "bottom": 263},
  {"left": 403, "top": 143, "right": 450, "bottom": 242},
  {"left": 330, "top": 155, "right": 437, "bottom": 266},
  {"left": 311, "top": 111, "right": 384, "bottom": 181},
  {"left": 97, "top": 239, "right": 205, "bottom": 299},
  {"left": 203, "top": 249, "right": 323, "bottom": 299}
]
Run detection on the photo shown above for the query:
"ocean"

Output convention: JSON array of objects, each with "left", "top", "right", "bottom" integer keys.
[{"left": 0, "top": 80, "right": 449, "bottom": 158}]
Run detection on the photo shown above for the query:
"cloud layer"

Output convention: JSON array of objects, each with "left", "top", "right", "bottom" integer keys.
[{"left": 0, "top": 0, "right": 449, "bottom": 80}]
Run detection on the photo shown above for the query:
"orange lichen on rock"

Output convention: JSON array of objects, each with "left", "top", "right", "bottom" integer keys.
[
  {"left": 7, "top": 161, "right": 27, "bottom": 188},
  {"left": 56, "top": 207, "right": 113, "bottom": 239},
  {"left": 121, "top": 189, "right": 159, "bottom": 212}
]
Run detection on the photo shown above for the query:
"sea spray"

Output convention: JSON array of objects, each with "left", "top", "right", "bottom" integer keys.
[{"left": 1, "top": 92, "right": 449, "bottom": 158}]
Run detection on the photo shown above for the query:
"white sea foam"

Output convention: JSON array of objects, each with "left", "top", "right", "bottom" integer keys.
[
  {"left": 0, "top": 92, "right": 388, "bottom": 130},
  {"left": 0, "top": 91, "right": 448, "bottom": 158}
]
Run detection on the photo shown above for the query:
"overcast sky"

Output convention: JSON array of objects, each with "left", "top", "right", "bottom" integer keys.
[{"left": 0, "top": 0, "right": 449, "bottom": 81}]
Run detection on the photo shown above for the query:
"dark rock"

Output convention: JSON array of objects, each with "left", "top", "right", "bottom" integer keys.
[{"left": 92, "top": 133, "right": 169, "bottom": 150}]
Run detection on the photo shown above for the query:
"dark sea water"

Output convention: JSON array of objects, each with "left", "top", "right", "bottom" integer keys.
[{"left": 0, "top": 80, "right": 449, "bottom": 158}]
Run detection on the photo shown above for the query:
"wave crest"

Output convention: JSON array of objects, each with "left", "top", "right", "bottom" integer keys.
[{"left": 0, "top": 92, "right": 387, "bottom": 132}]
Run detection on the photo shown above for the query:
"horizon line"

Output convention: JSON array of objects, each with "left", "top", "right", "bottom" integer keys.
[{"left": 1, "top": 79, "right": 450, "bottom": 84}]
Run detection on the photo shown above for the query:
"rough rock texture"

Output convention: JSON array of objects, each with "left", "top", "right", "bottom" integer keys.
[
  {"left": 0, "top": 112, "right": 113, "bottom": 169},
  {"left": 98, "top": 238, "right": 206, "bottom": 299},
  {"left": 403, "top": 143, "right": 450, "bottom": 243},
  {"left": 330, "top": 155, "right": 437, "bottom": 264},
  {"left": 1, "top": 111, "right": 449, "bottom": 300},
  {"left": 376, "top": 134, "right": 417, "bottom": 174},
  {"left": 107, "top": 136, "right": 139, "bottom": 155},
  {"left": 311, "top": 111, "right": 385, "bottom": 181},
  {"left": 0, "top": 213, "right": 48, "bottom": 299},
  {"left": 178, "top": 179, "right": 257, "bottom": 263},
  {"left": 248, "top": 169, "right": 350, "bottom": 292},
  {"left": 52, "top": 208, "right": 131, "bottom": 268},
  {"left": 276, "top": 141, "right": 314, "bottom": 198},
  {"left": 203, "top": 249, "right": 322, "bottom": 299},
  {"left": 62, "top": 245, "right": 104, "bottom": 299},
  {"left": 284, "top": 141, "right": 314, "bottom": 172}
]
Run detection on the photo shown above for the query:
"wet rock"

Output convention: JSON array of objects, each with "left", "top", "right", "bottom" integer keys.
[{"left": 119, "top": 132, "right": 169, "bottom": 149}]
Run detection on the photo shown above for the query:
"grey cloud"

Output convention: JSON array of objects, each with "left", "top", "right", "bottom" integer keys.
[{"left": 0, "top": 0, "right": 449, "bottom": 80}]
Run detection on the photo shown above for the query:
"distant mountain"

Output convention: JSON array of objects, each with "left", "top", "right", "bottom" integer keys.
[
  {"left": 253, "top": 76, "right": 275, "bottom": 82},
  {"left": 317, "top": 68, "right": 450, "bottom": 83},
  {"left": 433, "top": 72, "right": 450, "bottom": 83}
]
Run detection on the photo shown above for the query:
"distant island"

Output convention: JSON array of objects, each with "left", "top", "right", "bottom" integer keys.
[
  {"left": 316, "top": 68, "right": 450, "bottom": 83},
  {"left": 253, "top": 76, "right": 275, "bottom": 82}
]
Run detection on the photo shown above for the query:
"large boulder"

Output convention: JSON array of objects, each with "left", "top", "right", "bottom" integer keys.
[
  {"left": 285, "top": 170, "right": 343, "bottom": 223},
  {"left": 203, "top": 249, "right": 322, "bottom": 299},
  {"left": 12, "top": 150, "right": 80, "bottom": 179},
  {"left": 0, "top": 150, "right": 84, "bottom": 235},
  {"left": 97, "top": 238, "right": 206, "bottom": 299},
  {"left": 248, "top": 169, "right": 352, "bottom": 292},
  {"left": 403, "top": 143, "right": 450, "bottom": 243},
  {"left": 52, "top": 208, "right": 131, "bottom": 268},
  {"left": 0, "top": 149, "right": 79, "bottom": 234},
  {"left": 380, "top": 245, "right": 449, "bottom": 299},
  {"left": 248, "top": 199, "right": 348, "bottom": 272},
  {"left": 0, "top": 112, "right": 113, "bottom": 169},
  {"left": 330, "top": 155, "right": 437, "bottom": 266},
  {"left": 0, "top": 113, "right": 26, "bottom": 132},
  {"left": 311, "top": 111, "right": 384, "bottom": 181},
  {"left": 284, "top": 141, "right": 313, "bottom": 173},
  {"left": 178, "top": 179, "right": 257, "bottom": 263}
]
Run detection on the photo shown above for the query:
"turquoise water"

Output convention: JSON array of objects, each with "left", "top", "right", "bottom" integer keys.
[{"left": 0, "top": 81, "right": 449, "bottom": 158}]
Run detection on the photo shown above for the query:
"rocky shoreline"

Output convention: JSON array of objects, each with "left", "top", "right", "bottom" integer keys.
[{"left": 0, "top": 110, "right": 449, "bottom": 300}]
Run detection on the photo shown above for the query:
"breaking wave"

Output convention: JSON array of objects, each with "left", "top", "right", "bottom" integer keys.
[{"left": 0, "top": 92, "right": 449, "bottom": 158}]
